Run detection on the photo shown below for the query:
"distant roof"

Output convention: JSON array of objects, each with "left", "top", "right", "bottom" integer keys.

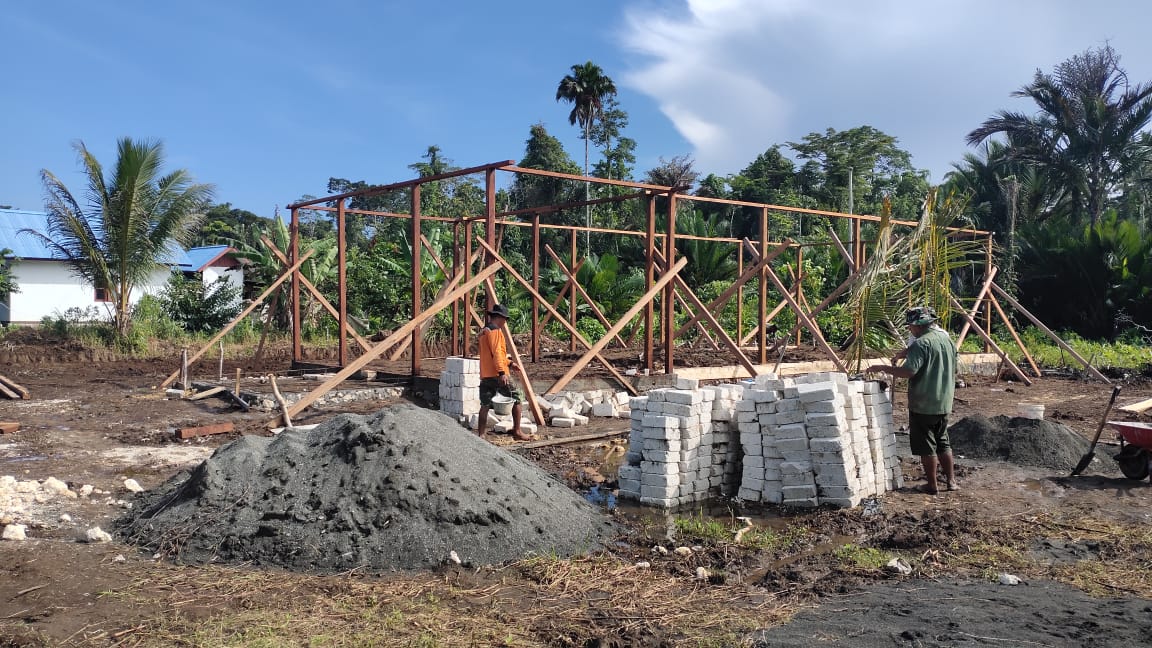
[{"left": 0, "top": 208, "right": 235, "bottom": 269}]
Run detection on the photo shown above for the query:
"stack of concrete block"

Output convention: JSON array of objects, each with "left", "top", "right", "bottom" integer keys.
[
  {"left": 732, "top": 371, "right": 901, "bottom": 508},
  {"left": 438, "top": 357, "right": 480, "bottom": 421},
  {"left": 702, "top": 383, "right": 743, "bottom": 497},
  {"left": 616, "top": 385, "right": 713, "bottom": 508}
]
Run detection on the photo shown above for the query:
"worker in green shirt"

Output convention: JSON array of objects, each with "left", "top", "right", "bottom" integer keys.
[{"left": 865, "top": 306, "right": 960, "bottom": 495}]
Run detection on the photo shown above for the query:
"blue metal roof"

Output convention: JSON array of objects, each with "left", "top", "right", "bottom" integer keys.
[
  {"left": 0, "top": 209, "right": 56, "bottom": 259},
  {"left": 0, "top": 208, "right": 231, "bottom": 268}
]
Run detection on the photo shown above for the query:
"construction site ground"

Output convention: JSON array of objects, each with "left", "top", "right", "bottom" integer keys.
[{"left": 2, "top": 343, "right": 1151, "bottom": 647}]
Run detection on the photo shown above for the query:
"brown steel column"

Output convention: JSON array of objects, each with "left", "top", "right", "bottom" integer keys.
[
  {"left": 984, "top": 234, "right": 993, "bottom": 352},
  {"left": 737, "top": 249, "right": 744, "bottom": 343},
  {"left": 485, "top": 169, "right": 496, "bottom": 312},
  {"left": 794, "top": 246, "right": 804, "bottom": 347},
  {"left": 464, "top": 220, "right": 473, "bottom": 356},
  {"left": 569, "top": 228, "right": 577, "bottom": 354},
  {"left": 644, "top": 193, "right": 656, "bottom": 374},
  {"left": 532, "top": 213, "right": 540, "bottom": 363},
  {"left": 663, "top": 193, "right": 677, "bottom": 374},
  {"left": 451, "top": 222, "right": 460, "bottom": 357},
  {"left": 758, "top": 207, "right": 769, "bottom": 364},
  {"left": 411, "top": 184, "right": 422, "bottom": 377},
  {"left": 290, "top": 207, "right": 302, "bottom": 364},
  {"left": 336, "top": 199, "right": 348, "bottom": 367},
  {"left": 852, "top": 218, "right": 862, "bottom": 270}
]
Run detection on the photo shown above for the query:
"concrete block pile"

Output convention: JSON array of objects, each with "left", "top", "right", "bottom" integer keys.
[
  {"left": 538, "top": 389, "right": 631, "bottom": 427},
  {"left": 617, "top": 377, "right": 745, "bottom": 507},
  {"left": 619, "top": 371, "right": 901, "bottom": 510},
  {"left": 438, "top": 357, "right": 481, "bottom": 421}
]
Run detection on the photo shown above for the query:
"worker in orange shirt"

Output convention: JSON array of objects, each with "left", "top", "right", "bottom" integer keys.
[{"left": 477, "top": 304, "right": 530, "bottom": 441}]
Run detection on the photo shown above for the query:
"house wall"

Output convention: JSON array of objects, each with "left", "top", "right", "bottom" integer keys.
[
  {"left": 202, "top": 266, "right": 244, "bottom": 306},
  {"left": 3, "top": 260, "right": 169, "bottom": 325}
]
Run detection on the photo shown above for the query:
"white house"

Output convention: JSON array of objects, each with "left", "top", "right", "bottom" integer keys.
[{"left": 0, "top": 208, "right": 244, "bottom": 325}]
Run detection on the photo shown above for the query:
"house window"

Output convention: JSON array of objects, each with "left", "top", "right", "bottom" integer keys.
[{"left": 94, "top": 285, "right": 110, "bottom": 302}]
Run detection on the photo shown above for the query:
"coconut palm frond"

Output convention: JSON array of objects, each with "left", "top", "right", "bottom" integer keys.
[{"left": 844, "top": 199, "right": 906, "bottom": 371}]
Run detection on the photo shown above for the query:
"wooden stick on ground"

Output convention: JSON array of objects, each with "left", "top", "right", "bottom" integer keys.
[
  {"left": 269, "top": 374, "right": 292, "bottom": 428},
  {"left": 0, "top": 373, "right": 30, "bottom": 399}
]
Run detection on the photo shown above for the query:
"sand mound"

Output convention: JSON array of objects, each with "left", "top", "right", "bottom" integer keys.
[
  {"left": 948, "top": 414, "right": 1108, "bottom": 471},
  {"left": 118, "top": 404, "right": 614, "bottom": 571}
]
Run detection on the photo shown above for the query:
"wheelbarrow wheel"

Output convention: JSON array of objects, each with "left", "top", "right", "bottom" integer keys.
[{"left": 1115, "top": 445, "right": 1150, "bottom": 480}]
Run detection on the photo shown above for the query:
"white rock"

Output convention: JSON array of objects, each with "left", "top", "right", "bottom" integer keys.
[
  {"left": 634, "top": 561, "right": 651, "bottom": 568},
  {"left": 2, "top": 524, "right": 28, "bottom": 541},
  {"left": 59, "top": 513, "right": 73, "bottom": 523},
  {"left": 42, "top": 477, "right": 72, "bottom": 496},
  {"left": 998, "top": 573, "right": 1022, "bottom": 586},
  {"left": 695, "top": 566, "right": 710, "bottom": 580},
  {"left": 123, "top": 478, "right": 144, "bottom": 493},
  {"left": 449, "top": 550, "right": 461, "bottom": 565},
  {"left": 112, "top": 554, "right": 127, "bottom": 563},
  {"left": 652, "top": 545, "right": 669, "bottom": 555},
  {"left": 79, "top": 485, "right": 94, "bottom": 497},
  {"left": 86, "top": 527, "right": 113, "bottom": 543},
  {"left": 673, "top": 546, "right": 693, "bottom": 556}
]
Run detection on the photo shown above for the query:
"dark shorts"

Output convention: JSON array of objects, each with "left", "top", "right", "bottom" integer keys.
[
  {"left": 909, "top": 412, "right": 951, "bottom": 456},
  {"left": 479, "top": 377, "right": 522, "bottom": 408}
]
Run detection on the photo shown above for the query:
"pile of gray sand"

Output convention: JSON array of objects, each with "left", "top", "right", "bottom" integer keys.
[
  {"left": 948, "top": 414, "right": 1105, "bottom": 471},
  {"left": 118, "top": 404, "right": 615, "bottom": 571}
]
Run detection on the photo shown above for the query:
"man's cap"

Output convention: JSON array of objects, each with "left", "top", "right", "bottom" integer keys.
[
  {"left": 905, "top": 306, "right": 938, "bottom": 326},
  {"left": 487, "top": 304, "right": 511, "bottom": 319}
]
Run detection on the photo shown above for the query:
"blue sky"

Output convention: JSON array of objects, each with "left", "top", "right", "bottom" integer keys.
[{"left": 4, "top": 0, "right": 1151, "bottom": 217}]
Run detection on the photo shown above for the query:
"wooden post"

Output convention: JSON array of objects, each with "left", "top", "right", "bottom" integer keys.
[
  {"left": 988, "top": 291, "right": 1042, "bottom": 377},
  {"left": 235, "top": 367, "right": 241, "bottom": 395},
  {"left": 948, "top": 294, "right": 1033, "bottom": 385},
  {"left": 269, "top": 374, "right": 292, "bottom": 428},
  {"left": 218, "top": 341, "right": 224, "bottom": 381},
  {"left": 990, "top": 283, "right": 1110, "bottom": 382},
  {"left": 451, "top": 221, "right": 460, "bottom": 358},
  {"left": 956, "top": 267, "right": 1000, "bottom": 349},
  {"left": 794, "top": 247, "right": 804, "bottom": 347},
  {"left": 464, "top": 220, "right": 473, "bottom": 357},
  {"left": 180, "top": 349, "right": 189, "bottom": 391}
]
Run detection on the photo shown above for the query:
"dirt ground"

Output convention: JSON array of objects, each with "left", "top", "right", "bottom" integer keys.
[{"left": 2, "top": 346, "right": 1151, "bottom": 647}]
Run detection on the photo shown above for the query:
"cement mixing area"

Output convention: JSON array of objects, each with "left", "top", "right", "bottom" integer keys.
[{"left": 3, "top": 169, "right": 1152, "bottom": 645}]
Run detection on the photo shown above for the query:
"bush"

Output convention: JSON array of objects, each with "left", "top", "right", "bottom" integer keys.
[{"left": 157, "top": 272, "right": 242, "bottom": 334}]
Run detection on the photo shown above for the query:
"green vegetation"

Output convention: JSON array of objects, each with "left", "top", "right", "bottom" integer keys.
[{"left": 832, "top": 543, "right": 892, "bottom": 570}]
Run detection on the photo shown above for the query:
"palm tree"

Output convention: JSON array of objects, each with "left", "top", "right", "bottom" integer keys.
[
  {"left": 556, "top": 61, "right": 618, "bottom": 246},
  {"left": 24, "top": 138, "right": 213, "bottom": 336},
  {"left": 967, "top": 46, "right": 1152, "bottom": 226}
]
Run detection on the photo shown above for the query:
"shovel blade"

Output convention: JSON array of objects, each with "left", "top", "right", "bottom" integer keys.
[{"left": 1070, "top": 451, "right": 1095, "bottom": 476}]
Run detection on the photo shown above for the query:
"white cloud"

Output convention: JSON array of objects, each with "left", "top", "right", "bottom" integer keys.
[{"left": 619, "top": 0, "right": 1152, "bottom": 180}]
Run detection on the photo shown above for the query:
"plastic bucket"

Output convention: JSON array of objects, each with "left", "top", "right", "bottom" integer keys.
[
  {"left": 491, "top": 394, "right": 515, "bottom": 415},
  {"left": 1016, "top": 403, "right": 1045, "bottom": 420}
]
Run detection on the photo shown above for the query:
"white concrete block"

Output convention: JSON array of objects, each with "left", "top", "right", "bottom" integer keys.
[{"left": 551, "top": 417, "right": 575, "bottom": 427}]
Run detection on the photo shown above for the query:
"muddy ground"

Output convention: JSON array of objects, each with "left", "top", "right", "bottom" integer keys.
[{"left": 2, "top": 346, "right": 1152, "bottom": 647}]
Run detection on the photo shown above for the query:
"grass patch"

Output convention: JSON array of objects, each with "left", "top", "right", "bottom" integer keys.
[{"left": 832, "top": 544, "right": 891, "bottom": 570}]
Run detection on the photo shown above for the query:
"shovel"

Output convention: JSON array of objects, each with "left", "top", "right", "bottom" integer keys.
[{"left": 1071, "top": 385, "right": 1122, "bottom": 476}]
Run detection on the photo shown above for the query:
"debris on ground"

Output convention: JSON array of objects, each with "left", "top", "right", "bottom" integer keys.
[{"left": 119, "top": 403, "right": 615, "bottom": 571}]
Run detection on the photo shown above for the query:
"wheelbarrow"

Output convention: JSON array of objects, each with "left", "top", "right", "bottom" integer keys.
[{"left": 1110, "top": 421, "right": 1152, "bottom": 481}]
